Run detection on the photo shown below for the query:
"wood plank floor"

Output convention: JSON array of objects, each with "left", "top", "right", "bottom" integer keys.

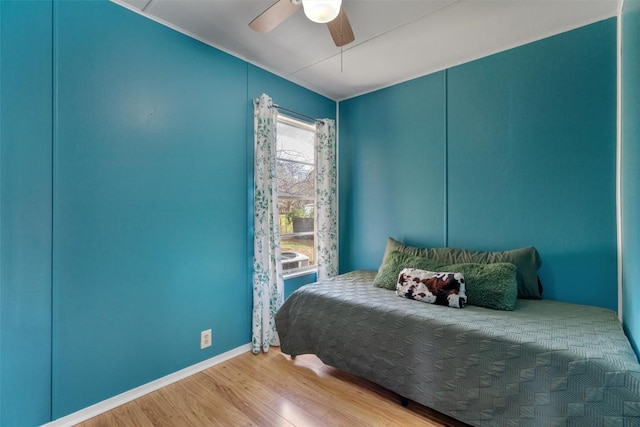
[{"left": 76, "top": 348, "right": 468, "bottom": 426}]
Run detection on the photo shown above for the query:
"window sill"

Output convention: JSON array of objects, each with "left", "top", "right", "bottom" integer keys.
[{"left": 283, "top": 268, "right": 317, "bottom": 280}]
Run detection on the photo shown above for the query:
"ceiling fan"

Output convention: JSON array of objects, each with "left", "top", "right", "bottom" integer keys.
[{"left": 249, "top": 0, "right": 355, "bottom": 47}]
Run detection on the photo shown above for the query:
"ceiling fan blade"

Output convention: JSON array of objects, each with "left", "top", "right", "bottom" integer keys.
[
  {"left": 249, "top": 0, "right": 301, "bottom": 33},
  {"left": 327, "top": 7, "right": 355, "bottom": 47}
]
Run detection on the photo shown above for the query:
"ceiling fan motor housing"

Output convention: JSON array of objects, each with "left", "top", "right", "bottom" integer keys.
[{"left": 301, "top": 0, "right": 342, "bottom": 24}]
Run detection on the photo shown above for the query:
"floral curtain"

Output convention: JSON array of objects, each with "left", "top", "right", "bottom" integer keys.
[
  {"left": 315, "top": 119, "right": 338, "bottom": 280},
  {"left": 252, "top": 93, "right": 284, "bottom": 354}
]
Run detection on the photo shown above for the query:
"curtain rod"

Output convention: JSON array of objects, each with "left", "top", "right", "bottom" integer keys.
[{"left": 272, "top": 104, "right": 324, "bottom": 125}]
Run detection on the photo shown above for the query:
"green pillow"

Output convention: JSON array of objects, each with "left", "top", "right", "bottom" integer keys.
[
  {"left": 381, "top": 237, "right": 542, "bottom": 299},
  {"left": 373, "top": 251, "right": 445, "bottom": 290},
  {"left": 374, "top": 250, "right": 518, "bottom": 310},
  {"left": 440, "top": 262, "right": 518, "bottom": 311}
]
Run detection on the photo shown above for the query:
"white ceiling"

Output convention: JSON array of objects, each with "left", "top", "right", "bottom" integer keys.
[{"left": 112, "top": 0, "right": 619, "bottom": 101}]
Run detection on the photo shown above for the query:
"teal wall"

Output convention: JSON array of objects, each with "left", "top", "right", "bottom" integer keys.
[
  {"left": 339, "top": 18, "right": 618, "bottom": 310},
  {"left": 339, "top": 73, "right": 447, "bottom": 270},
  {"left": 0, "top": 0, "right": 334, "bottom": 424},
  {"left": 284, "top": 272, "right": 318, "bottom": 299},
  {"left": 447, "top": 20, "right": 617, "bottom": 308},
  {"left": 52, "top": 1, "right": 251, "bottom": 417},
  {"left": 0, "top": 1, "right": 54, "bottom": 425},
  {"left": 622, "top": 0, "right": 640, "bottom": 356}
]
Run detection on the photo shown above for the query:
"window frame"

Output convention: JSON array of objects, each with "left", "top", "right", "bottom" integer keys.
[{"left": 276, "top": 114, "right": 317, "bottom": 278}]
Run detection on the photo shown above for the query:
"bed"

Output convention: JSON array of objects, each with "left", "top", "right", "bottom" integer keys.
[{"left": 275, "top": 270, "right": 640, "bottom": 426}]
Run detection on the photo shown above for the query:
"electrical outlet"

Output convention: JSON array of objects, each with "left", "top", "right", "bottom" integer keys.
[{"left": 201, "top": 329, "right": 212, "bottom": 349}]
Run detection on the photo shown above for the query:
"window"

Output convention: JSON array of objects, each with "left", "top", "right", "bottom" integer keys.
[{"left": 276, "top": 115, "right": 316, "bottom": 276}]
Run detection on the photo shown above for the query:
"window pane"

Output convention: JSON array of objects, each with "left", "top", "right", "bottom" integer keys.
[
  {"left": 277, "top": 121, "right": 314, "bottom": 164},
  {"left": 279, "top": 198, "right": 315, "bottom": 271},
  {"left": 277, "top": 160, "right": 315, "bottom": 198},
  {"left": 280, "top": 235, "right": 315, "bottom": 269},
  {"left": 278, "top": 198, "right": 314, "bottom": 234},
  {"left": 276, "top": 115, "right": 316, "bottom": 275}
]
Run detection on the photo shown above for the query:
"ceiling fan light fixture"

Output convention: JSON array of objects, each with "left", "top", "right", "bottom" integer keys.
[{"left": 301, "top": 0, "right": 342, "bottom": 24}]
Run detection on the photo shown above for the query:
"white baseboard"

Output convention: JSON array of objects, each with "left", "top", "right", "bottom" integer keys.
[{"left": 42, "top": 343, "right": 252, "bottom": 427}]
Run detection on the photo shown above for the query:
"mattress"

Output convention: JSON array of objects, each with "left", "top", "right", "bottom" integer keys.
[{"left": 275, "top": 270, "right": 640, "bottom": 426}]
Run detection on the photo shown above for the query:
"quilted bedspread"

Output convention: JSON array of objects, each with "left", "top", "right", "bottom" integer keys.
[{"left": 275, "top": 271, "right": 640, "bottom": 426}]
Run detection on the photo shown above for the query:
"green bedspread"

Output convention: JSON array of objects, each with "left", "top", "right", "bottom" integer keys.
[{"left": 275, "top": 270, "right": 640, "bottom": 426}]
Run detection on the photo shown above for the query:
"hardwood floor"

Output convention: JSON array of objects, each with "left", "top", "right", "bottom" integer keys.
[{"left": 76, "top": 348, "right": 467, "bottom": 426}]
